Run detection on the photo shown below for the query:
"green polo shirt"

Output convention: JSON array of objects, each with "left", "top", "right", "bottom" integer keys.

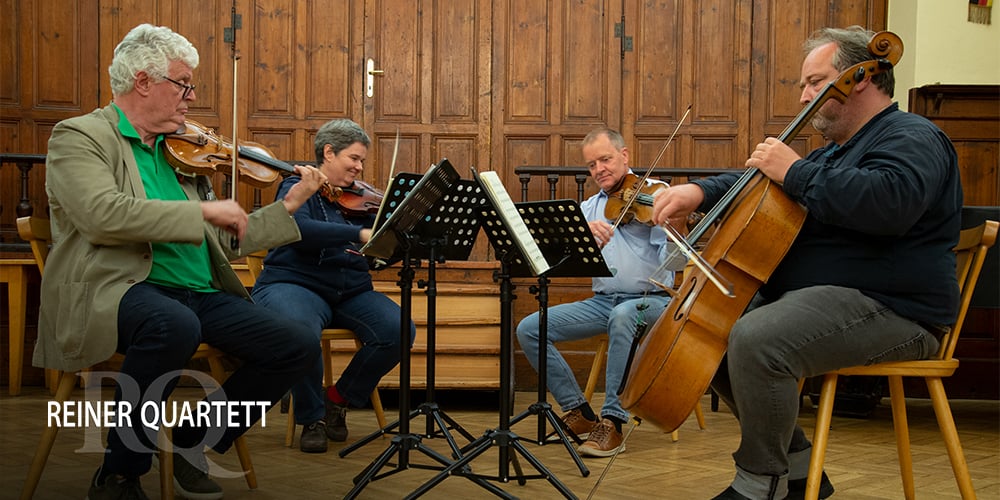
[{"left": 115, "top": 105, "right": 215, "bottom": 292}]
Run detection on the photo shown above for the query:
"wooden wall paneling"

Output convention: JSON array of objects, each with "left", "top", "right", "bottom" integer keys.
[
  {"left": 298, "top": 0, "right": 363, "bottom": 155},
  {"left": 492, "top": 0, "right": 553, "bottom": 203},
  {"left": 362, "top": 0, "right": 490, "bottom": 184},
  {"left": 749, "top": 0, "right": 887, "bottom": 157},
  {"left": 750, "top": 0, "right": 819, "bottom": 156},
  {"left": 1, "top": 0, "right": 98, "bottom": 243},
  {"left": 908, "top": 85, "right": 999, "bottom": 207},
  {"left": 562, "top": 0, "right": 619, "bottom": 125},
  {"left": 493, "top": 0, "right": 622, "bottom": 204},
  {"left": 0, "top": 0, "right": 18, "bottom": 112},
  {"left": 625, "top": 0, "right": 752, "bottom": 170}
]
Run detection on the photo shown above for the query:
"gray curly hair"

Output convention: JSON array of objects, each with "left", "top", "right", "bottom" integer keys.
[
  {"left": 108, "top": 24, "right": 199, "bottom": 97},
  {"left": 314, "top": 119, "right": 371, "bottom": 164}
]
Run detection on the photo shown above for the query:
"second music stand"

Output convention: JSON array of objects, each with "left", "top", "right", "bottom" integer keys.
[
  {"left": 407, "top": 172, "right": 595, "bottom": 499},
  {"left": 344, "top": 160, "right": 501, "bottom": 499},
  {"left": 507, "top": 199, "right": 610, "bottom": 476}
]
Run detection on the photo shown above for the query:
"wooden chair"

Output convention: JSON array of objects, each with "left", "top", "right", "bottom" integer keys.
[
  {"left": 585, "top": 333, "right": 706, "bottom": 441},
  {"left": 15, "top": 216, "right": 61, "bottom": 393},
  {"left": 17, "top": 215, "right": 256, "bottom": 500},
  {"left": 805, "top": 220, "right": 998, "bottom": 500},
  {"left": 244, "top": 251, "right": 387, "bottom": 447}
]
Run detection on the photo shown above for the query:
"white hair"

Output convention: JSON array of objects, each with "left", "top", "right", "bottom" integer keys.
[{"left": 108, "top": 24, "right": 199, "bottom": 96}]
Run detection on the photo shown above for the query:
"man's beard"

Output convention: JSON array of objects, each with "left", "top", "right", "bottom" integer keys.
[{"left": 810, "top": 114, "right": 831, "bottom": 137}]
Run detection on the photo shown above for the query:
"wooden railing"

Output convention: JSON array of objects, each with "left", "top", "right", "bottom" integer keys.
[
  {"left": 0, "top": 154, "right": 47, "bottom": 254},
  {"left": 513, "top": 166, "right": 742, "bottom": 202}
]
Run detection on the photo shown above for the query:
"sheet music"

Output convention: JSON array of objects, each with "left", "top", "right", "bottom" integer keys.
[{"left": 477, "top": 170, "right": 550, "bottom": 276}]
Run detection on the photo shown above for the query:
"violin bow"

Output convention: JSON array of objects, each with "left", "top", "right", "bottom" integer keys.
[
  {"left": 609, "top": 105, "right": 691, "bottom": 232},
  {"left": 371, "top": 127, "right": 399, "bottom": 234},
  {"left": 227, "top": 1, "right": 242, "bottom": 250},
  {"left": 587, "top": 417, "right": 642, "bottom": 500}
]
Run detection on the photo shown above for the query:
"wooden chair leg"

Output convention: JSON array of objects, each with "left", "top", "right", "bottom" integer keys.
[
  {"left": 806, "top": 373, "right": 839, "bottom": 500},
  {"left": 233, "top": 435, "right": 257, "bottom": 489},
  {"left": 583, "top": 336, "right": 608, "bottom": 403},
  {"left": 371, "top": 388, "right": 387, "bottom": 429},
  {"left": 159, "top": 426, "right": 174, "bottom": 499},
  {"left": 204, "top": 353, "right": 257, "bottom": 489},
  {"left": 285, "top": 395, "right": 297, "bottom": 447},
  {"left": 21, "top": 371, "right": 77, "bottom": 500},
  {"left": 323, "top": 339, "right": 335, "bottom": 387},
  {"left": 694, "top": 402, "right": 706, "bottom": 430},
  {"left": 925, "top": 376, "right": 976, "bottom": 499},
  {"left": 886, "top": 376, "right": 915, "bottom": 499}
]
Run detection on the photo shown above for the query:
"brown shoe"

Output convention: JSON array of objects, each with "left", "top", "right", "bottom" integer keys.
[
  {"left": 577, "top": 418, "right": 625, "bottom": 457},
  {"left": 560, "top": 409, "right": 597, "bottom": 439}
]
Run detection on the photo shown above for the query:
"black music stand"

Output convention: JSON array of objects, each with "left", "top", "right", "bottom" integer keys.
[
  {"left": 406, "top": 171, "right": 591, "bottom": 499},
  {"left": 506, "top": 199, "right": 610, "bottom": 476},
  {"left": 342, "top": 160, "right": 503, "bottom": 499}
]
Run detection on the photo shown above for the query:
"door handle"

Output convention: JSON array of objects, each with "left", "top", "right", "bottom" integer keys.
[{"left": 366, "top": 58, "right": 384, "bottom": 98}]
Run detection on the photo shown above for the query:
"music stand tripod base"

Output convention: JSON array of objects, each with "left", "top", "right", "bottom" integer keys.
[{"left": 405, "top": 254, "right": 578, "bottom": 500}]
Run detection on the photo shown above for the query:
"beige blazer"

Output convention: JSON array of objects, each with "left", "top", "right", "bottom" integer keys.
[{"left": 35, "top": 105, "right": 300, "bottom": 371}]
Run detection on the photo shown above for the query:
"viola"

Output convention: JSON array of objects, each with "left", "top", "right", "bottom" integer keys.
[
  {"left": 617, "top": 31, "right": 904, "bottom": 432},
  {"left": 163, "top": 119, "right": 294, "bottom": 188},
  {"left": 604, "top": 173, "right": 666, "bottom": 225},
  {"left": 322, "top": 179, "right": 385, "bottom": 217}
]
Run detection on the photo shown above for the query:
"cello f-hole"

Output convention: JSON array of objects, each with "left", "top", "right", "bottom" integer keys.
[{"left": 673, "top": 276, "right": 698, "bottom": 321}]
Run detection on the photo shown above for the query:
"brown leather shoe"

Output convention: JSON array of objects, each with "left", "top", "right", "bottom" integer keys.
[
  {"left": 577, "top": 418, "right": 625, "bottom": 457},
  {"left": 560, "top": 408, "right": 597, "bottom": 439}
]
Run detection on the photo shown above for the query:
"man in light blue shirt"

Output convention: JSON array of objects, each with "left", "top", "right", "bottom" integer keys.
[{"left": 516, "top": 127, "right": 673, "bottom": 457}]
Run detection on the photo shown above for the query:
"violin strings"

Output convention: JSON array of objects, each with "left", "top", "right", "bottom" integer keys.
[{"left": 610, "top": 105, "right": 691, "bottom": 232}]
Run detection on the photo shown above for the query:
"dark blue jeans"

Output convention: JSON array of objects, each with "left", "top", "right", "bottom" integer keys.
[
  {"left": 103, "top": 282, "right": 319, "bottom": 478},
  {"left": 251, "top": 283, "right": 415, "bottom": 423}
]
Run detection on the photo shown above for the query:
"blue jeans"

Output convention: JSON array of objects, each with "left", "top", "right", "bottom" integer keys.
[
  {"left": 251, "top": 283, "right": 415, "bottom": 423},
  {"left": 106, "top": 282, "right": 319, "bottom": 478},
  {"left": 516, "top": 292, "right": 671, "bottom": 422},
  {"left": 712, "top": 285, "right": 941, "bottom": 499}
]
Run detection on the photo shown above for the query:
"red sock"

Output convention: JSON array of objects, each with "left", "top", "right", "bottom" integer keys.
[{"left": 326, "top": 385, "right": 347, "bottom": 405}]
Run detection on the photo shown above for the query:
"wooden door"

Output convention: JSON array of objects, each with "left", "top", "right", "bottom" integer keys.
[{"left": 361, "top": 0, "right": 493, "bottom": 188}]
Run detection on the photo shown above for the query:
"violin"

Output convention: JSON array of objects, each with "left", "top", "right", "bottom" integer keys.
[
  {"left": 163, "top": 119, "right": 294, "bottom": 188},
  {"left": 604, "top": 173, "right": 666, "bottom": 225},
  {"left": 322, "top": 179, "right": 385, "bottom": 217}
]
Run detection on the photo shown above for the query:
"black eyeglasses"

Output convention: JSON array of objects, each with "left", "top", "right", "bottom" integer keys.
[{"left": 163, "top": 76, "right": 196, "bottom": 99}]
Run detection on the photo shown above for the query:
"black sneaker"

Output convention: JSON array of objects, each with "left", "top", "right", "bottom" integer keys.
[
  {"left": 172, "top": 451, "right": 223, "bottom": 500},
  {"left": 87, "top": 467, "right": 150, "bottom": 500},
  {"left": 786, "top": 471, "right": 835, "bottom": 500},
  {"left": 324, "top": 399, "right": 349, "bottom": 442},
  {"left": 300, "top": 420, "right": 329, "bottom": 453}
]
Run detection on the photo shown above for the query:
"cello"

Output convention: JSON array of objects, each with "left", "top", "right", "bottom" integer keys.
[{"left": 618, "top": 31, "right": 904, "bottom": 432}]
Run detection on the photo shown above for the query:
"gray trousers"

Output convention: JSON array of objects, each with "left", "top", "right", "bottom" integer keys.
[{"left": 711, "top": 285, "right": 941, "bottom": 499}]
